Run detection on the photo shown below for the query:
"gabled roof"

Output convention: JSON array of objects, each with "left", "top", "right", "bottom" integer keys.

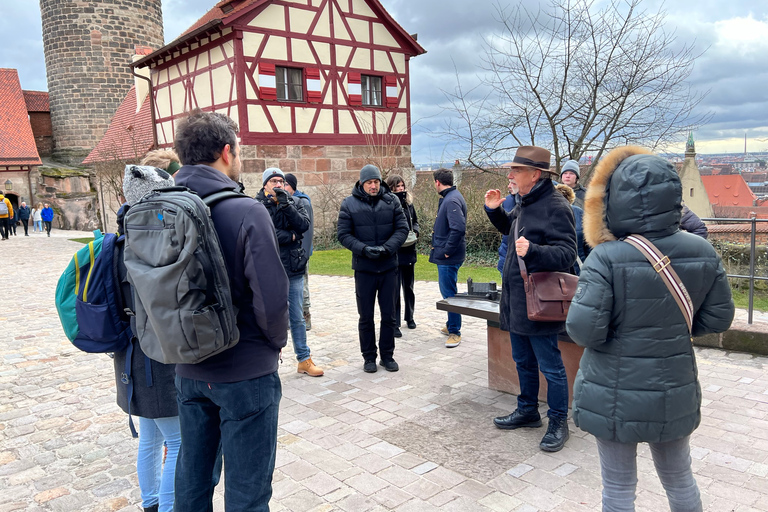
[
  {"left": 0, "top": 69, "right": 42, "bottom": 167},
  {"left": 23, "top": 91, "right": 49, "bottom": 112},
  {"left": 82, "top": 85, "right": 154, "bottom": 165},
  {"left": 701, "top": 174, "right": 757, "bottom": 207},
  {"left": 134, "top": 0, "right": 425, "bottom": 68}
]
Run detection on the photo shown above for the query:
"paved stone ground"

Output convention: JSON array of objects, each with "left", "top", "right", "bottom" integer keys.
[{"left": 2, "top": 234, "right": 768, "bottom": 511}]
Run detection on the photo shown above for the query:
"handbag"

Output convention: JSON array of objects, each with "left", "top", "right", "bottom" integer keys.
[
  {"left": 623, "top": 234, "right": 694, "bottom": 340},
  {"left": 400, "top": 204, "right": 417, "bottom": 247},
  {"left": 515, "top": 219, "right": 579, "bottom": 322}
]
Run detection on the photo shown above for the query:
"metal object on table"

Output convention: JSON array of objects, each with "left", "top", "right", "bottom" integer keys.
[{"left": 457, "top": 277, "right": 500, "bottom": 302}]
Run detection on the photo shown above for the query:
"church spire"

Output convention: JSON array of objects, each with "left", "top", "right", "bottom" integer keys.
[{"left": 685, "top": 132, "right": 696, "bottom": 156}]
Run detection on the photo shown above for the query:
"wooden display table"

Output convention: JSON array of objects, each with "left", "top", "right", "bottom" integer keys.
[{"left": 436, "top": 297, "right": 584, "bottom": 405}]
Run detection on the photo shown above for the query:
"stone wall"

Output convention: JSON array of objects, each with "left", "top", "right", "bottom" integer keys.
[
  {"left": 37, "top": 169, "right": 99, "bottom": 231},
  {"left": 39, "top": 0, "right": 164, "bottom": 164}
]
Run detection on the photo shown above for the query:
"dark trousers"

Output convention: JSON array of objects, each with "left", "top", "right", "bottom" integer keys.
[
  {"left": 396, "top": 264, "right": 415, "bottom": 325},
  {"left": 21, "top": 219, "right": 28, "bottom": 235},
  {"left": 0, "top": 218, "right": 8, "bottom": 239},
  {"left": 44, "top": 220, "right": 52, "bottom": 235},
  {"left": 174, "top": 372, "right": 281, "bottom": 512},
  {"left": 8, "top": 221, "right": 16, "bottom": 235},
  {"left": 355, "top": 269, "right": 397, "bottom": 362}
]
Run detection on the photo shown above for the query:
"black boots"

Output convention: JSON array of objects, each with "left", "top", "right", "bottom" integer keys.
[
  {"left": 493, "top": 408, "right": 542, "bottom": 430},
  {"left": 144, "top": 505, "right": 159, "bottom": 512},
  {"left": 539, "top": 417, "right": 569, "bottom": 452}
]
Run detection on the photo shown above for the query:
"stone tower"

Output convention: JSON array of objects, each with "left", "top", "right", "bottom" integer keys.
[
  {"left": 39, "top": 0, "right": 164, "bottom": 164},
  {"left": 679, "top": 132, "right": 714, "bottom": 219}
]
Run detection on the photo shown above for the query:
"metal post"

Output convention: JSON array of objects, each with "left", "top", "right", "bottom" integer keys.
[{"left": 749, "top": 213, "right": 757, "bottom": 324}]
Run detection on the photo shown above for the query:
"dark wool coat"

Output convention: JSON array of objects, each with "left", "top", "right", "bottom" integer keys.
[
  {"left": 256, "top": 188, "right": 311, "bottom": 277},
  {"left": 337, "top": 181, "right": 408, "bottom": 273},
  {"left": 566, "top": 146, "right": 734, "bottom": 444},
  {"left": 429, "top": 187, "right": 467, "bottom": 266},
  {"left": 395, "top": 191, "right": 419, "bottom": 266},
  {"left": 487, "top": 178, "right": 577, "bottom": 335}
]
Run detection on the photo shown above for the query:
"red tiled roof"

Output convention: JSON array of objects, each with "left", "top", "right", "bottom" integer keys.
[
  {"left": 23, "top": 90, "right": 49, "bottom": 112},
  {"left": 701, "top": 175, "right": 757, "bottom": 207},
  {"left": 708, "top": 222, "right": 768, "bottom": 233},
  {"left": 0, "top": 69, "right": 42, "bottom": 167},
  {"left": 82, "top": 85, "right": 154, "bottom": 165},
  {"left": 182, "top": 0, "right": 264, "bottom": 36}
]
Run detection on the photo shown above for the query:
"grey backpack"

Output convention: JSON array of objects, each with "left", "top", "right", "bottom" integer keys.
[
  {"left": 0, "top": 200, "right": 8, "bottom": 216},
  {"left": 123, "top": 186, "right": 245, "bottom": 364}
]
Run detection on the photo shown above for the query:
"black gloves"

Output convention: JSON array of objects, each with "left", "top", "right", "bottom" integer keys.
[
  {"left": 273, "top": 187, "right": 290, "bottom": 206},
  {"left": 363, "top": 246, "right": 387, "bottom": 259}
]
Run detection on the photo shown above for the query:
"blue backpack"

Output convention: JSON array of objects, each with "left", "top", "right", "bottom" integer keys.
[{"left": 55, "top": 230, "right": 133, "bottom": 353}]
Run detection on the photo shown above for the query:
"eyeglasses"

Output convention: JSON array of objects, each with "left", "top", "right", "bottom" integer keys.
[
  {"left": 508, "top": 167, "right": 536, "bottom": 175},
  {"left": 267, "top": 178, "right": 284, "bottom": 185}
]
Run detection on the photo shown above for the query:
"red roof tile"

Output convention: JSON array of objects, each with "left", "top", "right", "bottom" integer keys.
[
  {"left": 0, "top": 69, "right": 42, "bottom": 167},
  {"left": 82, "top": 85, "right": 154, "bottom": 165},
  {"left": 23, "top": 90, "right": 49, "bottom": 112},
  {"left": 701, "top": 175, "right": 757, "bottom": 207}
]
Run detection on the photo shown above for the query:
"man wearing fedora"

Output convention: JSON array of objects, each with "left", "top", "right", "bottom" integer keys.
[{"left": 484, "top": 145, "right": 577, "bottom": 452}]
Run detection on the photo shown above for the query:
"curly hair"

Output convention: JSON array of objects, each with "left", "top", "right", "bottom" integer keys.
[{"left": 174, "top": 109, "right": 239, "bottom": 166}]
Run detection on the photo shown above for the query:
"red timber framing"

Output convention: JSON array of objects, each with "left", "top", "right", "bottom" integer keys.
[{"left": 133, "top": 0, "right": 426, "bottom": 148}]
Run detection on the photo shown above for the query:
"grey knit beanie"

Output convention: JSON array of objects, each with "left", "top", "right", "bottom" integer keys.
[
  {"left": 262, "top": 167, "right": 285, "bottom": 186},
  {"left": 359, "top": 164, "right": 381, "bottom": 184},
  {"left": 561, "top": 160, "right": 580, "bottom": 179},
  {"left": 123, "top": 165, "right": 175, "bottom": 206}
]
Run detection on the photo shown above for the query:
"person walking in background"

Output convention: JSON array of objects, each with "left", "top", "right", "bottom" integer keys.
[
  {"left": 8, "top": 207, "right": 17, "bottom": 236},
  {"left": 566, "top": 146, "right": 734, "bottom": 511},
  {"left": 41, "top": 203, "right": 54, "bottom": 237},
  {"left": 337, "top": 165, "right": 408, "bottom": 373},
  {"left": 430, "top": 168, "right": 467, "bottom": 348},
  {"left": 560, "top": 159, "right": 586, "bottom": 208},
  {"left": 485, "top": 146, "right": 576, "bottom": 453},
  {"left": 490, "top": 179, "right": 518, "bottom": 277},
  {"left": 284, "top": 173, "right": 315, "bottom": 331},
  {"left": 17, "top": 202, "right": 31, "bottom": 236},
  {"left": 0, "top": 193, "right": 12, "bottom": 240},
  {"left": 386, "top": 174, "right": 419, "bottom": 334},
  {"left": 257, "top": 168, "right": 323, "bottom": 377},
  {"left": 555, "top": 184, "right": 590, "bottom": 275},
  {"left": 33, "top": 203, "right": 43, "bottom": 233},
  {"left": 115, "top": 165, "right": 179, "bottom": 512},
  {"left": 680, "top": 203, "right": 708, "bottom": 238}
]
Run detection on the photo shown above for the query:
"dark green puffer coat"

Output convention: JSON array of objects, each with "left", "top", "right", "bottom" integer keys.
[{"left": 566, "top": 146, "right": 734, "bottom": 444}]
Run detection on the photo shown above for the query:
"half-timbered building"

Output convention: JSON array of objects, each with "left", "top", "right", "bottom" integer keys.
[{"left": 131, "top": 0, "right": 425, "bottom": 191}]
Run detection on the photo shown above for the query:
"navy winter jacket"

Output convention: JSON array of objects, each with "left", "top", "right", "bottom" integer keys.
[
  {"left": 173, "top": 165, "right": 288, "bottom": 383},
  {"left": 256, "top": 188, "right": 310, "bottom": 278},
  {"left": 17, "top": 206, "right": 31, "bottom": 221},
  {"left": 337, "top": 181, "right": 408, "bottom": 273},
  {"left": 429, "top": 187, "right": 467, "bottom": 266},
  {"left": 567, "top": 147, "right": 734, "bottom": 444}
]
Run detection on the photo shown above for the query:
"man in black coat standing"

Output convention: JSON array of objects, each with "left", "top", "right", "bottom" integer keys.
[
  {"left": 485, "top": 145, "right": 577, "bottom": 453},
  {"left": 16, "top": 202, "right": 31, "bottom": 236},
  {"left": 338, "top": 165, "right": 408, "bottom": 373}
]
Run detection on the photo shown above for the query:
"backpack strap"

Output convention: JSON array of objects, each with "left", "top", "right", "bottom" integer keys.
[
  {"left": 623, "top": 234, "right": 694, "bottom": 337},
  {"left": 120, "top": 340, "right": 138, "bottom": 438},
  {"left": 202, "top": 189, "right": 248, "bottom": 208}
]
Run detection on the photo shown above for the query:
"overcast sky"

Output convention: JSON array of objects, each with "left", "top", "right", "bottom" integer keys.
[{"left": 2, "top": 0, "right": 766, "bottom": 164}]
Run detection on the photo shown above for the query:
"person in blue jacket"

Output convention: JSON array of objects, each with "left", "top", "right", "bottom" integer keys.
[
  {"left": 41, "top": 203, "right": 54, "bottom": 237},
  {"left": 492, "top": 179, "right": 518, "bottom": 276}
]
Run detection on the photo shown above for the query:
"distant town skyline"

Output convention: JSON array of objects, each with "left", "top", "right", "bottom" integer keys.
[{"left": 1, "top": 0, "right": 766, "bottom": 164}]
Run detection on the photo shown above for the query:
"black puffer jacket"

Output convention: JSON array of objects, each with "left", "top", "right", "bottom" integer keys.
[
  {"left": 337, "top": 181, "right": 408, "bottom": 273},
  {"left": 566, "top": 146, "right": 734, "bottom": 444},
  {"left": 256, "top": 189, "right": 310, "bottom": 277},
  {"left": 395, "top": 191, "right": 419, "bottom": 266},
  {"left": 486, "top": 178, "right": 577, "bottom": 335}
]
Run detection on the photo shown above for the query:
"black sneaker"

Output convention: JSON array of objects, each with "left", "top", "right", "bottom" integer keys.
[
  {"left": 380, "top": 359, "right": 399, "bottom": 372},
  {"left": 393, "top": 327, "right": 402, "bottom": 338},
  {"left": 493, "top": 408, "right": 542, "bottom": 430},
  {"left": 407, "top": 320, "right": 417, "bottom": 329},
  {"left": 539, "top": 417, "right": 570, "bottom": 452},
  {"left": 363, "top": 360, "right": 377, "bottom": 373}
]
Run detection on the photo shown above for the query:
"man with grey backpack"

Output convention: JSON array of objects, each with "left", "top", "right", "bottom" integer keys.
[{"left": 124, "top": 109, "right": 288, "bottom": 511}]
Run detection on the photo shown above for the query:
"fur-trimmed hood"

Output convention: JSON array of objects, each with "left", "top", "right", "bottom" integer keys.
[
  {"left": 555, "top": 184, "right": 575, "bottom": 204},
  {"left": 583, "top": 146, "right": 682, "bottom": 247}
]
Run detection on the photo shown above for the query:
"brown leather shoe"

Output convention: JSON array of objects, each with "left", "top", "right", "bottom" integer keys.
[{"left": 297, "top": 357, "right": 324, "bottom": 377}]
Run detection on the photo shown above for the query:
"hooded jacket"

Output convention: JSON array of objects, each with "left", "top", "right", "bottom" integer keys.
[
  {"left": 566, "top": 146, "right": 734, "bottom": 444},
  {"left": 256, "top": 188, "right": 310, "bottom": 278},
  {"left": 337, "top": 181, "right": 408, "bottom": 273},
  {"left": 173, "top": 164, "right": 288, "bottom": 383},
  {"left": 429, "top": 187, "right": 467, "bottom": 265},
  {"left": 486, "top": 178, "right": 577, "bottom": 335}
]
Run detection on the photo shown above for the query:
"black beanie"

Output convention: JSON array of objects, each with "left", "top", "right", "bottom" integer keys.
[
  {"left": 359, "top": 164, "right": 381, "bottom": 183},
  {"left": 284, "top": 173, "right": 298, "bottom": 191}
]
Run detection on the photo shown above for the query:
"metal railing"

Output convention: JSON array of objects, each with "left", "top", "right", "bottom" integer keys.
[{"left": 702, "top": 214, "right": 768, "bottom": 324}]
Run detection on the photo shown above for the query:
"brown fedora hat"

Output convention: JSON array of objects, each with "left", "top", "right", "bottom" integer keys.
[{"left": 508, "top": 146, "right": 552, "bottom": 171}]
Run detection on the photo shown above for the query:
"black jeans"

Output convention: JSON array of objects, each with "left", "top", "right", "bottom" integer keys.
[
  {"left": 44, "top": 220, "right": 52, "bottom": 235},
  {"left": 396, "top": 264, "right": 415, "bottom": 325},
  {"left": 21, "top": 219, "right": 28, "bottom": 235},
  {"left": 9, "top": 221, "right": 16, "bottom": 235},
  {"left": 0, "top": 218, "right": 8, "bottom": 239},
  {"left": 354, "top": 269, "right": 397, "bottom": 362}
]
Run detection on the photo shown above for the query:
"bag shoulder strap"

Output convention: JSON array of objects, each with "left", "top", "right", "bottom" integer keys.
[
  {"left": 202, "top": 189, "right": 248, "bottom": 208},
  {"left": 623, "top": 234, "right": 694, "bottom": 336},
  {"left": 513, "top": 218, "right": 530, "bottom": 286}
]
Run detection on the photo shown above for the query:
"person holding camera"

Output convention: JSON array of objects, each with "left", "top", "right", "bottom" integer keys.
[
  {"left": 337, "top": 165, "right": 408, "bottom": 373},
  {"left": 257, "top": 167, "right": 323, "bottom": 377}
]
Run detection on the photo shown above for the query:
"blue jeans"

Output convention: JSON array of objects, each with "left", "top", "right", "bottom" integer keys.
[
  {"left": 34, "top": 220, "right": 42, "bottom": 232},
  {"left": 137, "top": 416, "right": 181, "bottom": 512},
  {"left": 508, "top": 332, "right": 568, "bottom": 420},
  {"left": 437, "top": 263, "right": 462, "bottom": 334},
  {"left": 596, "top": 436, "right": 701, "bottom": 512},
  {"left": 174, "top": 372, "right": 282, "bottom": 512},
  {"left": 288, "top": 275, "right": 310, "bottom": 362}
]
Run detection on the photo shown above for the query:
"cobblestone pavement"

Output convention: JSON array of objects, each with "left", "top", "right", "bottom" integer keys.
[{"left": 2, "top": 234, "right": 768, "bottom": 511}]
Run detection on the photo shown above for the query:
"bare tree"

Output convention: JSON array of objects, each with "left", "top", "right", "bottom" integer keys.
[{"left": 442, "top": 0, "right": 710, "bottom": 179}]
